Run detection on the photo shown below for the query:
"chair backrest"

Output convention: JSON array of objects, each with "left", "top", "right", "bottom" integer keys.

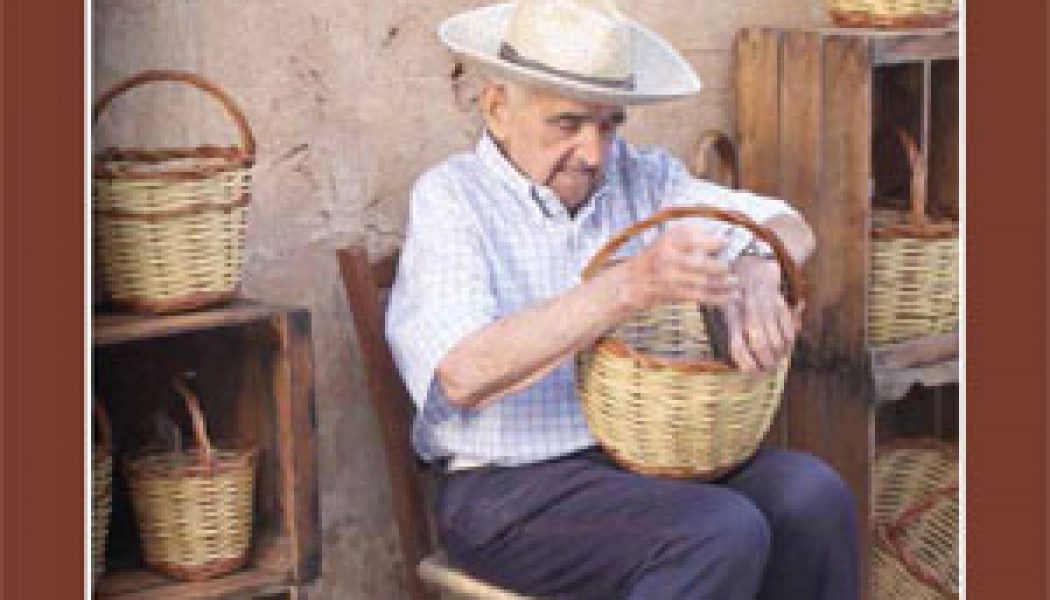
[{"left": 336, "top": 245, "right": 437, "bottom": 600}]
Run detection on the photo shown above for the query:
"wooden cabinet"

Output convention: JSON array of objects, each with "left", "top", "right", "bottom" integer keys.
[
  {"left": 93, "top": 301, "right": 321, "bottom": 599},
  {"left": 733, "top": 26, "right": 959, "bottom": 597}
]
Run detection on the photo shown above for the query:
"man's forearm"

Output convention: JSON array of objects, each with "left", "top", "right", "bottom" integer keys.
[{"left": 436, "top": 262, "right": 637, "bottom": 409}]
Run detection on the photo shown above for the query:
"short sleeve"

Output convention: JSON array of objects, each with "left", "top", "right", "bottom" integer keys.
[
  {"left": 385, "top": 169, "right": 496, "bottom": 409},
  {"left": 650, "top": 149, "right": 801, "bottom": 259}
]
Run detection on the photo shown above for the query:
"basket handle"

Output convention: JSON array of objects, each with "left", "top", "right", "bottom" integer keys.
[
  {"left": 93, "top": 402, "right": 112, "bottom": 453},
  {"left": 691, "top": 130, "right": 740, "bottom": 189},
  {"left": 92, "top": 70, "right": 256, "bottom": 158},
  {"left": 581, "top": 206, "right": 804, "bottom": 308},
  {"left": 898, "top": 129, "right": 928, "bottom": 227},
  {"left": 172, "top": 375, "right": 216, "bottom": 468}
]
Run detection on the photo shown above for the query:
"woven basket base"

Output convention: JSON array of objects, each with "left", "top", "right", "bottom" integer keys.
[
  {"left": 601, "top": 442, "right": 748, "bottom": 481},
  {"left": 148, "top": 552, "right": 249, "bottom": 582},
  {"left": 830, "top": 9, "right": 956, "bottom": 28},
  {"left": 108, "top": 290, "right": 237, "bottom": 315}
]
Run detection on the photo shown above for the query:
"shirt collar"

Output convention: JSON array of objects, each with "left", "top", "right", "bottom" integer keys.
[{"left": 476, "top": 132, "right": 617, "bottom": 223}]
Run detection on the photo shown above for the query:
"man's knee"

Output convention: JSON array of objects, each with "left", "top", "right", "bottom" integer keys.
[
  {"left": 663, "top": 495, "right": 771, "bottom": 575},
  {"left": 769, "top": 452, "right": 857, "bottom": 539}
]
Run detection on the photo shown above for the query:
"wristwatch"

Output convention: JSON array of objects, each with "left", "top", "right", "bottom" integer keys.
[{"left": 738, "top": 238, "right": 776, "bottom": 261}]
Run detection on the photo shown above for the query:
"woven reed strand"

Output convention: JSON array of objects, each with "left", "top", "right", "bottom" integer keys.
[
  {"left": 871, "top": 444, "right": 959, "bottom": 598},
  {"left": 93, "top": 165, "right": 249, "bottom": 306},
  {"left": 92, "top": 450, "right": 113, "bottom": 584},
  {"left": 577, "top": 302, "right": 786, "bottom": 477},
  {"left": 127, "top": 450, "right": 255, "bottom": 579},
  {"left": 826, "top": 0, "right": 956, "bottom": 18},
  {"left": 868, "top": 210, "right": 958, "bottom": 346}
]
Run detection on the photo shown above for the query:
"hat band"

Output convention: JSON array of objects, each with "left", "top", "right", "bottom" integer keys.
[{"left": 498, "top": 43, "right": 636, "bottom": 91}]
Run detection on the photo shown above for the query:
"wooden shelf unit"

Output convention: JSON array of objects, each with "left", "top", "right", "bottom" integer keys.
[
  {"left": 734, "top": 26, "right": 959, "bottom": 598},
  {"left": 92, "top": 300, "right": 321, "bottom": 599}
]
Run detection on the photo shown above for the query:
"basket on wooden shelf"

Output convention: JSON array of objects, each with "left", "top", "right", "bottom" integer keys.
[
  {"left": 92, "top": 403, "right": 114, "bottom": 586},
  {"left": 576, "top": 205, "right": 804, "bottom": 479},
  {"left": 871, "top": 440, "right": 959, "bottom": 599},
  {"left": 92, "top": 70, "right": 255, "bottom": 314},
  {"left": 868, "top": 130, "right": 958, "bottom": 347},
  {"left": 825, "top": 0, "right": 957, "bottom": 28},
  {"left": 126, "top": 377, "right": 257, "bottom": 581}
]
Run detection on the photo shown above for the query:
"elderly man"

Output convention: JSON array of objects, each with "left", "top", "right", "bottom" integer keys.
[{"left": 387, "top": 1, "right": 858, "bottom": 598}]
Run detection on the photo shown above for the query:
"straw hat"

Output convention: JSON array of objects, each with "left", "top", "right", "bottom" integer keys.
[{"left": 439, "top": 0, "right": 702, "bottom": 105}]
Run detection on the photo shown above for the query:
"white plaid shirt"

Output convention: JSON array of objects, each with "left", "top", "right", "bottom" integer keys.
[{"left": 386, "top": 134, "right": 799, "bottom": 469}]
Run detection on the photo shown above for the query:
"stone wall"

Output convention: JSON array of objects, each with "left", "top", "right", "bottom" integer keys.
[{"left": 92, "top": 1, "right": 827, "bottom": 596}]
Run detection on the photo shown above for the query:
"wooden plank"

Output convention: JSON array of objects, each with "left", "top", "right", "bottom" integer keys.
[
  {"left": 800, "top": 35, "right": 870, "bottom": 365},
  {"left": 821, "top": 35, "right": 874, "bottom": 600},
  {"left": 865, "top": 29, "right": 959, "bottom": 65},
  {"left": 336, "top": 246, "right": 438, "bottom": 600},
  {"left": 734, "top": 27, "right": 781, "bottom": 196},
  {"left": 93, "top": 300, "right": 289, "bottom": 346},
  {"left": 928, "top": 59, "right": 959, "bottom": 219},
  {"left": 778, "top": 29, "right": 827, "bottom": 454},
  {"left": 97, "top": 533, "right": 293, "bottom": 600},
  {"left": 271, "top": 310, "right": 322, "bottom": 584},
  {"left": 372, "top": 251, "right": 400, "bottom": 289}
]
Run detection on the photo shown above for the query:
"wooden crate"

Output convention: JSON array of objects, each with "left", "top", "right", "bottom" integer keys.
[
  {"left": 92, "top": 301, "right": 320, "bottom": 599},
  {"left": 733, "top": 26, "right": 959, "bottom": 599}
]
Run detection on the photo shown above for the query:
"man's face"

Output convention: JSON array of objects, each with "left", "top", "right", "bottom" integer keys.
[{"left": 487, "top": 85, "right": 626, "bottom": 210}]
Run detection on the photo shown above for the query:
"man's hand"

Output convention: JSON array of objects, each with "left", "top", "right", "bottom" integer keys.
[
  {"left": 624, "top": 225, "right": 737, "bottom": 310},
  {"left": 725, "top": 256, "right": 801, "bottom": 373}
]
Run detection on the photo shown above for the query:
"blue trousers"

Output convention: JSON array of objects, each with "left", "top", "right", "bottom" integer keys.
[{"left": 436, "top": 447, "right": 858, "bottom": 600}]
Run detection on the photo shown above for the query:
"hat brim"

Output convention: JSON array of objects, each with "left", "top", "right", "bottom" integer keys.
[{"left": 438, "top": 3, "right": 703, "bottom": 106}]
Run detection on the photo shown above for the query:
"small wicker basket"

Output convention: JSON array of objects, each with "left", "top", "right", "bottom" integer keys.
[
  {"left": 92, "top": 404, "right": 114, "bottom": 586},
  {"left": 871, "top": 440, "right": 959, "bottom": 599},
  {"left": 577, "top": 206, "right": 804, "bottom": 479},
  {"left": 126, "top": 377, "right": 256, "bottom": 581},
  {"left": 92, "top": 71, "right": 255, "bottom": 314},
  {"left": 825, "top": 0, "right": 957, "bottom": 28},
  {"left": 868, "top": 130, "right": 958, "bottom": 347}
]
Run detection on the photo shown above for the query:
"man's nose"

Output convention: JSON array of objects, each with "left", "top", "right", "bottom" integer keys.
[{"left": 575, "top": 123, "right": 608, "bottom": 169}]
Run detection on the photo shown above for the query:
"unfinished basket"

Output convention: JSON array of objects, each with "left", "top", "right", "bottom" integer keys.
[
  {"left": 126, "top": 377, "right": 256, "bottom": 581},
  {"left": 868, "top": 130, "right": 958, "bottom": 347},
  {"left": 92, "top": 70, "right": 255, "bottom": 314},
  {"left": 825, "top": 0, "right": 957, "bottom": 28},
  {"left": 577, "top": 206, "right": 804, "bottom": 479},
  {"left": 871, "top": 440, "right": 959, "bottom": 599},
  {"left": 92, "top": 404, "right": 113, "bottom": 586}
]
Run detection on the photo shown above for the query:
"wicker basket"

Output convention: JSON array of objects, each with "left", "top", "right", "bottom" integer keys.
[
  {"left": 868, "top": 130, "right": 958, "bottom": 347},
  {"left": 92, "top": 404, "right": 114, "bottom": 586},
  {"left": 92, "top": 71, "right": 255, "bottom": 314},
  {"left": 126, "top": 377, "right": 256, "bottom": 581},
  {"left": 577, "top": 206, "right": 804, "bottom": 479},
  {"left": 871, "top": 440, "right": 959, "bottom": 599},
  {"left": 825, "top": 0, "right": 957, "bottom": 28}
]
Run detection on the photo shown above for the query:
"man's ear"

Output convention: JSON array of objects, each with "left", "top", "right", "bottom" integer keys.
[{"left": 480, "top": 83, "right": 510, "bottom": 141}]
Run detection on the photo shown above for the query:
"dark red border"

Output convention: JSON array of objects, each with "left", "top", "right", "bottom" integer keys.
[
  {"left": 967, "top": 0, "right": 1048, "bottom": 598},
  {"left": 2, "top": 0, "right": 88, "bottom": 597},
  {"left": 1, "top": 1, "right": 1048, "bottom": 599}
]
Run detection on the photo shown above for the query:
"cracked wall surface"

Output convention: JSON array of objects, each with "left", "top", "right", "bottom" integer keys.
[{"left": 92, "top": 1, "right": 825, "bottom": 597}]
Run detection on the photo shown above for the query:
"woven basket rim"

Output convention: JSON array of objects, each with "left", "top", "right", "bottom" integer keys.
[
  {"left": 875, "top": 437, "right": 958, "bottom": 459},
  {"left": 126, "top": 447, "right": 257, "bottom": 478},
  {"left": 592, "top": 336, "right": 793, "bottom": 374},
  {"left": 871, "top": 220, "right": 958, "bottom": 240},
  {"left": 93, "top": 152, "right": 254, "bottom": 181},
  {"left": 829, "top": 8, "right": 958, "bottom": 29}
]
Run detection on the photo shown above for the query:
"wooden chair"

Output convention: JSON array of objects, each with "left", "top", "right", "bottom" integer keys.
[{"left": 336, "top": 245, "right": 533, "bottom": 600}]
